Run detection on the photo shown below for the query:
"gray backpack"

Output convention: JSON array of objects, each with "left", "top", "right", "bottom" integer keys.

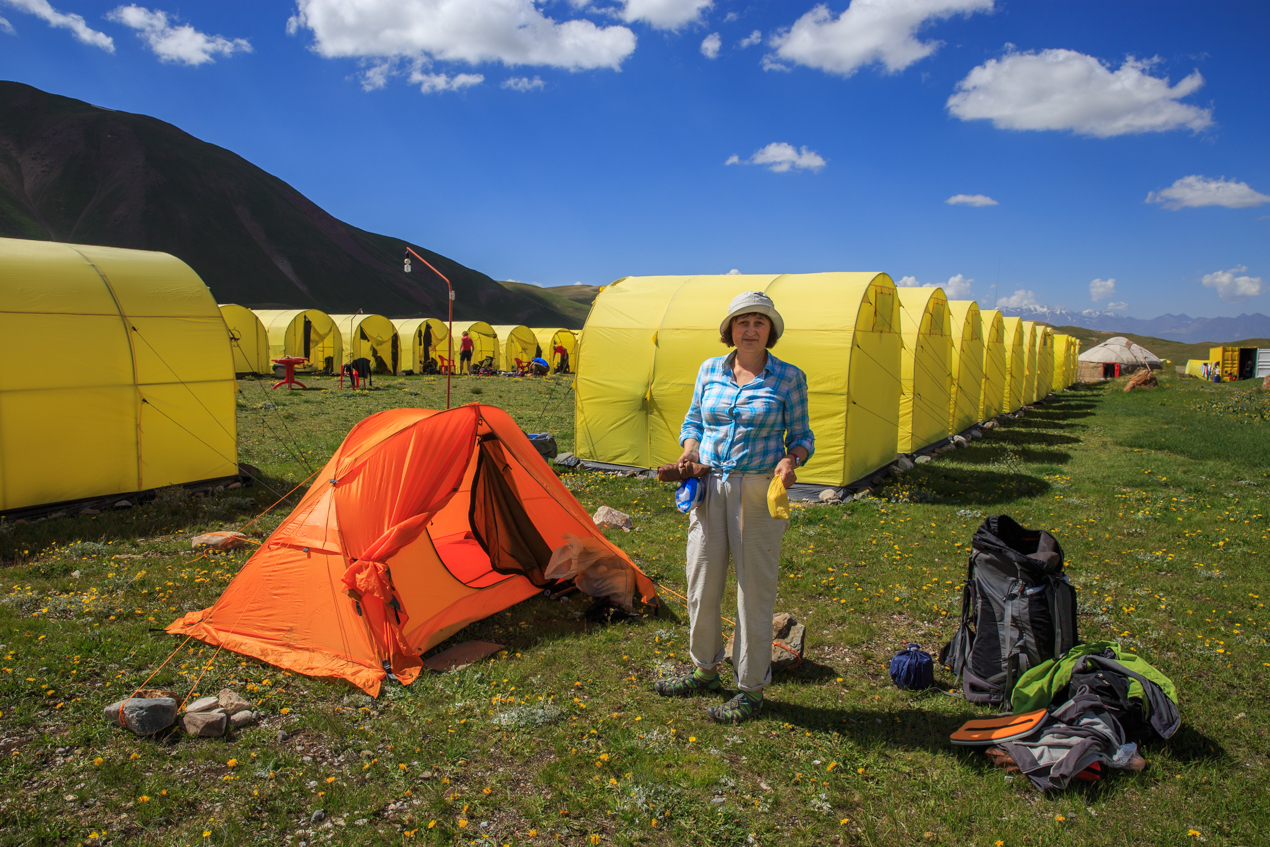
[{"left": 940, "top": 515, "right": 1078, "bottom": 709}]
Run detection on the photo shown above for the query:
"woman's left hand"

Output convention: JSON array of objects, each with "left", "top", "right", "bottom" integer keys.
[{"left": 775, "top": 457, "right": 797, "bottom": 489}]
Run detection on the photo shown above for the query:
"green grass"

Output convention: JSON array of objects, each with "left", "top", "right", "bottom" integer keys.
[
  {"left": 1, "top": 372, "right": 1267, "bottom": 846},
  {"left": 495, "top": 281, "right": 600, "bottom": 329}
]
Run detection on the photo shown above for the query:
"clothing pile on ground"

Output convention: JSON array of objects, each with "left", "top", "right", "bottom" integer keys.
[{"left": 943, "top": 515, "right": 1181, "bottom": 792}]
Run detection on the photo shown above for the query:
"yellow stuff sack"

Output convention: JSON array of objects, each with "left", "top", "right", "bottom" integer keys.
[{"left": 767, "top": 475, "right": 790, "bottom": 520}]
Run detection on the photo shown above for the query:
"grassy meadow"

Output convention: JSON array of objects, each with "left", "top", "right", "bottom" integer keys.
[{"left": 0, "top": 370, "right": 1268, "bottom": 846}]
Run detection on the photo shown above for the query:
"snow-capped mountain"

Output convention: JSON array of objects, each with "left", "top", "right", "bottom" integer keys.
[{"left": 996, "top": 305, "right": 1270, "bottom": 343}]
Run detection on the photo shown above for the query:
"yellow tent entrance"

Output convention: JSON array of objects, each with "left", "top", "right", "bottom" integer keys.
[
  {"left": 896, "top": 287, "right": 953, "bottom": 453},
  {"left": 460, "top": 322, "right": 499, "bottom": 370},
  {"left": 219, "top": 304, "right": 271, "bottom": 375},
  {"left": 979, "top": 309, "right": 1007, "bottom": 421},
  {"left": 0, "top": 237, "right": 238, "bottom": 513},
  {"left": 946, "top": 300, "right": 984, "bottom": 436},
  {"left": 394, "top": 318, "right": 450, "bottom": 373},
  {"left": 331, "top": 314, "right": 401, "bottom": 374},
  {"left": 575, "top": 273, "right": 902, "bottom": 491},
  {"left": 490, "top": 325, "right": 539, "bottom": 372},
  {"left": 533, "top": 328, "right": 577, "bottom": 373},
  {"left": 255, "top": 309, "right": 342, "bottom": 373}
]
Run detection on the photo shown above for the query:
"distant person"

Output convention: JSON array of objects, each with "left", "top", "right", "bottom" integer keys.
[
  {"left": 554, "top": 343, "right": 570, "bottom": 374},
  {"left": 459, "top": 331, "right": 474, "bottom": 375},
  {"left": 530, "top": 356, "right": 549, "bottom": 376},
  {"left": 422, "top": 323, "right": 433, "bottom": 369}
]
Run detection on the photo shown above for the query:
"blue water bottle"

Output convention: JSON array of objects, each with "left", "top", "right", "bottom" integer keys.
[{"left": 675, "top": 477, "right": 701, "bottom": 513}]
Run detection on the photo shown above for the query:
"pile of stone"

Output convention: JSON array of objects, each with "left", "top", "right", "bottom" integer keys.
[
  {"left": 724, "top": 612, "right": 806, "bottom": 671},
  {"left": 103, "top": 687, "right": 260, "bottom": 738}
]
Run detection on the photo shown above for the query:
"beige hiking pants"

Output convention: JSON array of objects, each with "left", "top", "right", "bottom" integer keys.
[{"left": 686, "top": 471, "right": 787, "bottom": 692}]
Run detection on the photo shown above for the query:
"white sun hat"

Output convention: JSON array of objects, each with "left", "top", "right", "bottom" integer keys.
[{"left": 720, "top": 291, "right": 784, "bottom": 340}]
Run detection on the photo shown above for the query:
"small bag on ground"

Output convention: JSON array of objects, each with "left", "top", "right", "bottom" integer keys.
[
  {"left": 890, "top": 643, "right": 935, "bottom": 690},
  {"left": 940, "top": 515, "right": 1078, "bottom": 709}
]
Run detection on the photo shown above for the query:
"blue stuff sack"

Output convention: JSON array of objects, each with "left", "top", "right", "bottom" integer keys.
[
  {"left": 890, "top": 644, "right": 935, "bottom": 690},
  {"left": 674, "top": 477, "right": 702, "bottom": 513}
]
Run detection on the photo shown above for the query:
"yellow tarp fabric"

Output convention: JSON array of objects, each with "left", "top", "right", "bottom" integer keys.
[
  {"left": 461, "top": 321, "right": 499, "bottom": 370},
  {"left": 946, "top": 300, "right": 984, "bottom": 435},
  {"left": 1033, "top": 325, "right": 1054, "bottom": 403},
  {"left": 896, "top": 287, "right": 952, "bottom": 453},
  {"left": 331, "top": 314, "right": 400, "bottom": 374},
  {"left": 1052, "top": 334, "right": 1071, "bottom": 393},
  {"left": 255, "top": 309, "right": 342, "bottom": 372},
  {"left": 1001, "top": 317, "right": 1026, "bottom": 413},
  {"left": 575, "top": 273, "right": 902, "bottom": 488},
  {"left": 979, "top": 309, "right": 1007, "bottom": 420},
  {"left": 219, "top": 304, "right": 271, "bottom": 375},
  {"left": 0, "top": 237, "right": 237, "bottom": 511},
  {"left": 532, "top": 328, "right": 577, "bottom": 372},
  {"left": 1020, "top": 321, "right": 1039, "bottom": 407},
  {"left": 393, "top": 318, "right": 450, "bottom": 373},
  {"left": 1185, "top": 359, "right": 1212, "bottom": 378},
  {"left": 490, "top": 325, "right": 539, "bottom": 371}
]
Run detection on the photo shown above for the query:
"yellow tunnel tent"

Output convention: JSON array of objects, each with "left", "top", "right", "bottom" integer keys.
[
  {"left": 896, "top": 287, "right": 953, "bottom": 453},
  {"left": 394, "top": 318, "right": 451, "bottom": 374},
  {"left": 1000, "top": 317, "right": 1027, "bottom": 413},
  {"left": 0, "top": 237, "right": 238, "bottom": 512},
  {"left": 979, "top": 309, "right": 1007, "bottom": 421},
  {"left": 255, "top": 309, "right": 342, "bottom": 373},
  {"left": 1034, "top": 325, "right": 1054, "bottom": 403},
  {"left": 1052, "top": 334, "right": 1071, "bottom": 393},
  {"left": 219, "top": 304, "right": 271, "bottom": 375},
  {"left": 461, "top": 322, "right": 499, "bottom": 370},
  {"left": 331, "top": 314, "right": 401, "bottom": 374},
  {"left": 946, "top": 300, "right": 984, "bottom": 436},
  {"left": 532, "top": 328, "right": 577, "bottom": 373},
  {"left": 575, "top": 273, "right": 902, "bottom": 491},
  {"left": 1021, "top": 321, "right": 1040, "bottom": 407},
  {"left": 490, "top": 325, "right": 539, "bottom": 372}
]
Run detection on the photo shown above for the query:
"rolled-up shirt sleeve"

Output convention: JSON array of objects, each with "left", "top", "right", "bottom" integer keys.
[
  {"left": 783, "top": 368, "right": 814, "bottom": 461},
  {"left": 680, "top": 361, "right": 708, "bottom": 446}
]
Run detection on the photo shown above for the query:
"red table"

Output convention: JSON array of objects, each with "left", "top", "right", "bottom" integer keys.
[{"left": 272, "top": 357, "right": 309, "bottom": 390}]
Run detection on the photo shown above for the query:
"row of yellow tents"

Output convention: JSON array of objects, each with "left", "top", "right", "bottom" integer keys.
[
  {"left": 573, "top": 274, "right": 1081, "bottom": 490},
  {"left": 219, "top": 306, "right": 579, "bottom": 376}
]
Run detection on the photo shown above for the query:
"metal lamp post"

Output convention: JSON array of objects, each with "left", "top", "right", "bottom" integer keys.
[{"left": 403, "top": 247, "right": 455, "bottom": 409}]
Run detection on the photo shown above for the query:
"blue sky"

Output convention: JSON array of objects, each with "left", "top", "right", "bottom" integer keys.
[{"left": 1, "top": 0, "right": 1268, "bottom": 318}]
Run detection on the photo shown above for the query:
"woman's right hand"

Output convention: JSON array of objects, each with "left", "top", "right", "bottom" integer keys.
[{"left": 677, "top": 440, "right": 701, "bottom": 469}]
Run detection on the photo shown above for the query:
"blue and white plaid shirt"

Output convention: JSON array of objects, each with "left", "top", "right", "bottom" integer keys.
[{"left": 680, "top": 351, "right": 815, "bottom": 478}]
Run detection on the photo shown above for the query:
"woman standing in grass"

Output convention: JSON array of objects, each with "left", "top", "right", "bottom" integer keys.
[{"left": 655, "top": 291, "right": 814, "bottom": 723}]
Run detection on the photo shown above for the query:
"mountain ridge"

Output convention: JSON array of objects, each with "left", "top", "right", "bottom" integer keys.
[{"left": 998, "top": 304, "right": 1270, "bottom": 344}]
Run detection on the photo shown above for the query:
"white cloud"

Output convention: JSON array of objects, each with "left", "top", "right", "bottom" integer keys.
[
  {"left": 287, "top": 0, "right": 637, "bottom": 84},
  {"left": 1106, "top": 301, "right": 1128, "bottom": 311},
  {"left": 1201, "top": 266, "right": 1265, "bottom": 303},
  {"left": 769, "top": 0, "right": 993, "bottom": 77},
  {"left": 1146, "top": 175, "right": 1270, "bottom": 211},
  {"left": 727, "top": 268, "right": 741, "bottom": 275},
  {"left": 946, "top": 193, "right": 997, "bottom": 207},
  {"left": 0, "top": 15, "right": 13, "bottom": 34},
  {"left": 761, "top": 54, "right": 790, "bottom": 72},
  {"left": 700, "top": 32, "right": 720, "bottom": 59},
  {"left": 502, "top": 75, "right": 544, "bottom": 91},
  {"left": 107, "top": 5, "right": 250, "bottom": 65},
  {"left": 410, "top": 69, "right": 484, "bottom": 93},
  {"left": 947, "top": 49, "right": 1212, "bottom": 137},
  {"left": 738, "top": 29, "right": 761, "bottom": 48},
  {"left": 2, "top": 0, "right": 112, "bottom": 50},
  {"left": 897, "top": 273, "right": 972, "bottom": 297},
  {"left": 1089, "top": 277, "right": 1115, "bottom": 302},
  {"left": 619, "top": 0, "right": 712, "bottom": 31},
  {"left": 726, "top": 142, "right": 826, "bottom": 173},
  {"left": 997, "top": 289, "right": 1037, "bottom": 308}
]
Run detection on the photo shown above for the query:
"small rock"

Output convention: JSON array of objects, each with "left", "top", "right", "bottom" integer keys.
[
  {"left": 70, "top": 570, "right": 81, "bottom": 579},
  {"left": 311, "top": 810, "right": 325, "bottom": 824},
  {"left": 853, "top": 491, "right": 870, "bottom": 501},
  {"left": 218, "top": 688, "right": 252, "bottom": 714},
  {"left": 421, "top": 770, "right": 434, "bottom": 780},
  {"left": 553, "top": 452, "right": 580, "bottom": 468},
  {"left": 623, "top": 470, "right": 638, "bottom": 478},
  {"left": 229, "top": 710, "right": 258, "bottom": 730},
  {"left": 138, "top": 688, "right": 179, "bottom": 701},
  {"left": 79, "top": 508, "right": 100, "bottom": 516},
  {"left": 982, "top": 420, "right": 998, "bottom": 430},
  {"left": 723, "top": 613, "right": 805, "bottom": 670},
  {"left": 226, "top": 482, "right": 242, "bottom": 490},
  {"left": 870, "top": 476, "right": 883, "bottom": 486},
  {"left": 915, "top": 455, "right": 932, "bottom": 465},
  {"left": 192, "top": 532, "right": 248, "bottom": 552},
  {"left": 953, "top": 436, "right": 968, "bottom": 447},
  {"left": 104, "top": 697, "right": 177, "bottom": 736},
  {"left": 895, "top": 456, "right": 914, "bottom": 471},
  {"left": 185, "top": 695, "right": 221, "bottom": 714},
  {"left": 48, "top": 511, "right": 66, "bottom": 520},
  {"left": 592, "top": 505, "right": 633, "bottom": 532},
  {"left": 277, "top": 730, "right": 289, "bottom": 742},
  {"left": 969, "top": 428, "right": 983, "bottom": 439},
  {"left": 818, "top": 488, "right": 840, "bottom": 503},
  {"left": 113, "top": 500, "right": 133, "bottom": 509},
  {"left": 180, "top": 709, "right": 228, "bottom": 737}
]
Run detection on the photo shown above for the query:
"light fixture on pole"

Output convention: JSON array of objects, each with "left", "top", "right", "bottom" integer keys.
[{"left": 403, "top": 247, "right": 454, "bottom": 410}]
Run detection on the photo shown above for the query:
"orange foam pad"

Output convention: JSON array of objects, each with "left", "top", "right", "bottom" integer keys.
[{"left": 950, "top": 708, "right": 1048, "bottom": 746}]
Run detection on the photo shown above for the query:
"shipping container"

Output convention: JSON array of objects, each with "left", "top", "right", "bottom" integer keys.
[
  {"left": 1209, "top": 346, "right": 1258, "bottom": 380},
  {"left": 1257, "top": 348, "right": 1270, "bottom": 379}
]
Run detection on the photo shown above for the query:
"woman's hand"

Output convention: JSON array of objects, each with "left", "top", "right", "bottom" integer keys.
[
  {"left": 677, "top": 439, "right": 701, "bottom": 469},
  {"left": 775, "top": 456, "right": 797, "bottom": 489}
]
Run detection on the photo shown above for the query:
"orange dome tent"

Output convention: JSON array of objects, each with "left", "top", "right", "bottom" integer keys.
[{"left": 169, "top": 404, "right": 657, "bottom": 696}]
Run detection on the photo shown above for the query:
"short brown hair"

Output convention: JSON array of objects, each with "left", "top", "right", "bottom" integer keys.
[{"left": 721, "top": 312, "right": 779, "bottom": 348}]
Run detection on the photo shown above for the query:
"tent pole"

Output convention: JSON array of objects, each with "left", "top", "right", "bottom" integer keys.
[{"left": 404, "top": 247, "right": 454, "bottom": 409}]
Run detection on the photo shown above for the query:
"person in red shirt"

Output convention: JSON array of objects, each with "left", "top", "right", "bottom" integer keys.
[
  {"left": 459, "top": 331, "right": 474, "bottom": 374},
  {"left": 553, "top": 343, "right": 569, "bottom": 374}
]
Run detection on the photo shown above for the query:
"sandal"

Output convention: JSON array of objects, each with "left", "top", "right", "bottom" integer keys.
[
  {"left": 707, "top": 691, "right": 763, "bottom": 723},
  {"left": 654, "top": 669, "right": 721, "bottom": 697}
]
